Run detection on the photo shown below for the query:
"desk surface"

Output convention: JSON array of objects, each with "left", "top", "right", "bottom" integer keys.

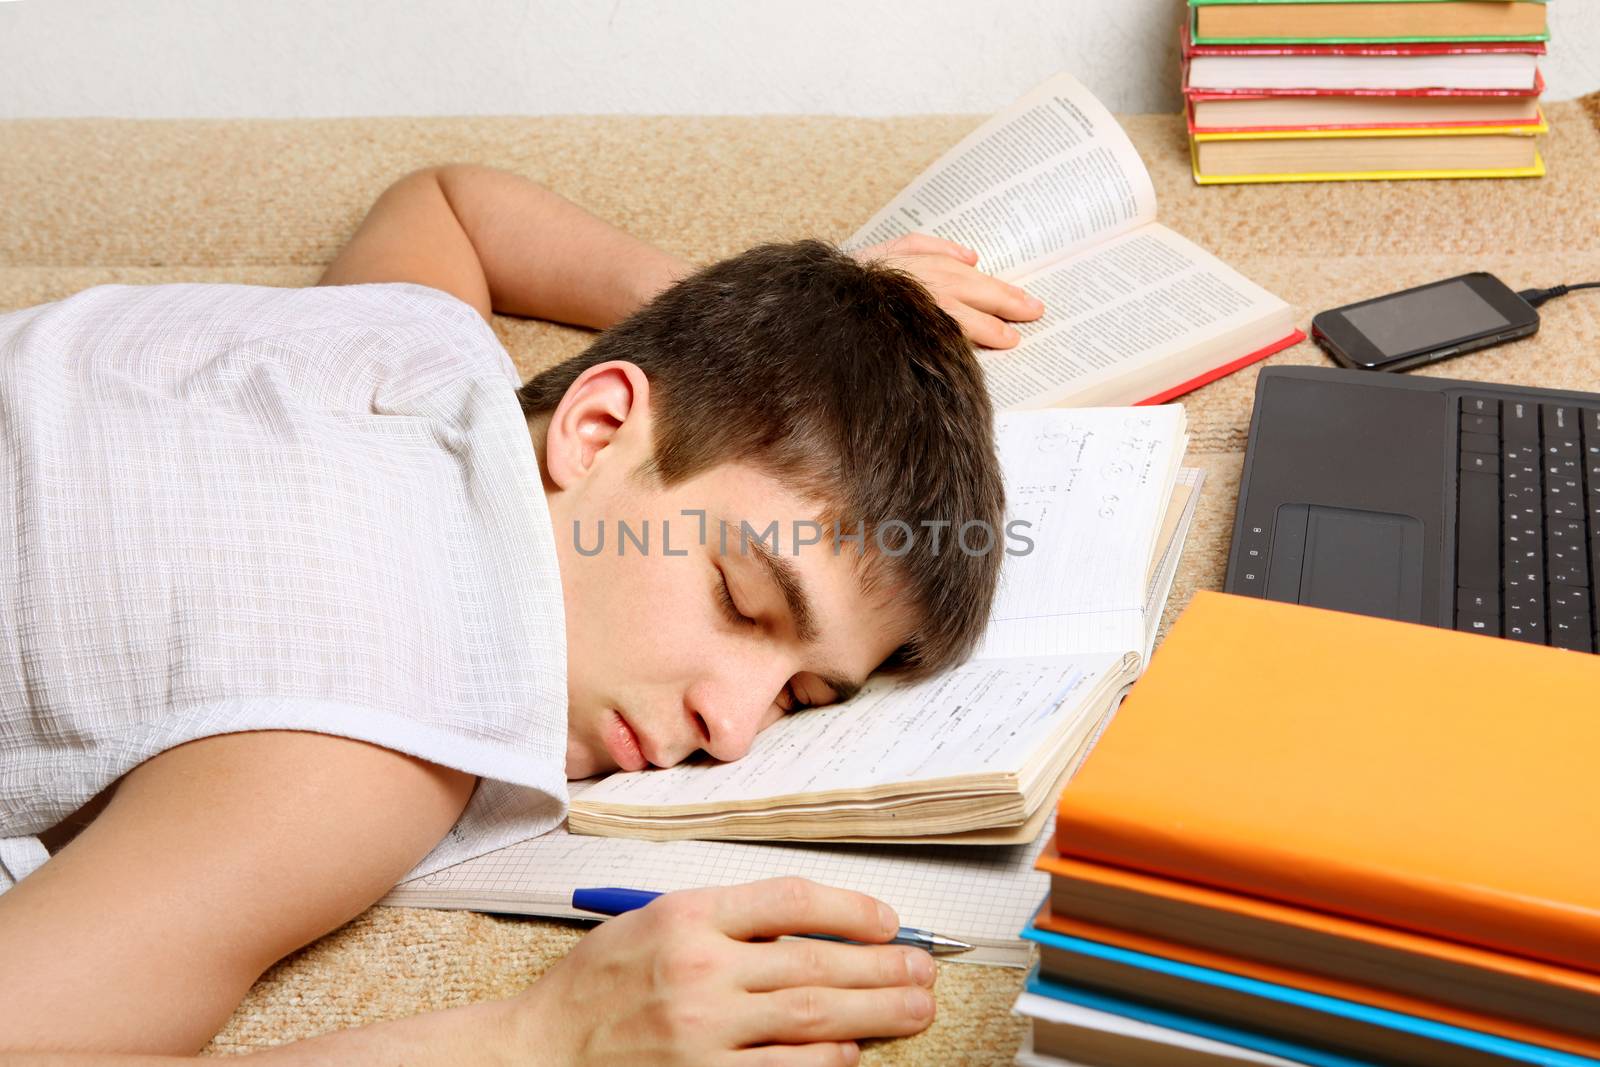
[{"left": 4, "top": 97, "right": 1598, "bottom": 1064}]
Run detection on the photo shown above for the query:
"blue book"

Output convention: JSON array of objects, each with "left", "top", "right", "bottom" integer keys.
[
  {"left": 1022, "top": 919, "right": 1600, "bottom": 1067},
  {"left": 1022, "top": 966, "right": 1377, "bottom": 1067}
]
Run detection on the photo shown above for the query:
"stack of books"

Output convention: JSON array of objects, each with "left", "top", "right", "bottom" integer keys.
[
  {"left": 1015, "top": 592, "right": 1600, "bottom": 1067},
  {"left": 1182, "top": 0, "right": 1550, "bottom": 183}
]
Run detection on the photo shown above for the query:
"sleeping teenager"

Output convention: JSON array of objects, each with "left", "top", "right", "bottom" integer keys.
[{"left": 0, "top": 163, "right": 1044, "bottom": 1067}]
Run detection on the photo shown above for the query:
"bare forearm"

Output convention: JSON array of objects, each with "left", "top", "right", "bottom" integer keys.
[
  {"left": 0, "top": 998, "right": 520, "bottom": 1067},
  {"left": 436, "top": 165, "right": 690, "bottom": 328}
]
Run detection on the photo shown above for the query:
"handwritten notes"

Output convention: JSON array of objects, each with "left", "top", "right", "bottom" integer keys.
[
  {"left": 577, "top": 653, "right": 1123, "bottom": 813},
  {"left": 981, "top": 406, "right": 1186, "bottom": 659}
]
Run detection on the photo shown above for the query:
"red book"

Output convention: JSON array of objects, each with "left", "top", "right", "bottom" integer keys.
[
  {"left": 1186, "top": 84, "right": 1544, "bottom": 134},
  {"left": 1181, "top": 21, "right": 1542, "bottom": 93},
  {"left": 1135, "top": 331, "right": 1302, "bottom": 407},
  {"left": 1184, "top": 68, "right": 1545, "bottom": 100}
]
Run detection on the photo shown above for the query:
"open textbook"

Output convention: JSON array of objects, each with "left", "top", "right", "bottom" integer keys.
[
  {"left": 567, "top": 405, "right": 1202, "bottom": 843},
  {"left": 845, "top": 72, "right": 1302, "bottom": 410}
]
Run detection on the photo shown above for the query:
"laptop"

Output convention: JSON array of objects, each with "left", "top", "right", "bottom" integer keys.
[{"left": 1225, "top": 366, "right": 1599, "bottom": 652}]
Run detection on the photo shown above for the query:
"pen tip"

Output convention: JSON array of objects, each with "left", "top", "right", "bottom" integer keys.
[{"left": 926, "top": 934, "right": 974, "bottom": 954}]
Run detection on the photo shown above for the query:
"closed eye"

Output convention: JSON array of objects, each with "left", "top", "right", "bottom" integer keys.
[
  {"left": 716, "top": 569, "right": 757, "bottom": 627},
  {"left": 715, "top": 566, "right": 828, "bottom": 716},
  {"left": 779, "top": 681, "right": 813, "bottom": 714}
]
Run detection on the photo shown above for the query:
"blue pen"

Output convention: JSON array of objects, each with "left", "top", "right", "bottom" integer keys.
[{"left": 571, "top": 887, "right": 973, "bottom": 955}]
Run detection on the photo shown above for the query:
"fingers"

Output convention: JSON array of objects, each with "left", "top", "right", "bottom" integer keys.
[
  {"left": 946, "top": 271, "right": 1044, "bottom": 324},
  {"left": 733, "top": 985, "right": 937, "bottom": 1047},
  {"left": 949, "top": 306, "right": 1023, "bottom": 350},
  {"left": 897, "top": 259, "right": 1043, "bottom": 348},
  {"left": 736, "top": 938, "right": 936, "bottom": 993},
  {"left": 730, "top": 1042, "right": 861, "bottom": 1067},
  {"left": 940, "top": 271, "right": 1042, "bottom": 348},
  {"left": 710, "top": 878, "right": 899, "bottom": 944},
  {"left": 855, "top": 234, "right": 1046, "bottom": 351},
  {"left": 881, "top": 233, "right": 979, "bottom": 265}
]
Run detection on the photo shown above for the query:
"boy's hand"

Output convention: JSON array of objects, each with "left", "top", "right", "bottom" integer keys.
[
  {"left": 851, "top": 234, "right": 1044, "bottom": 350},
  {"left": 512, "top": 877, "right": 938, "bottom": 1066}
]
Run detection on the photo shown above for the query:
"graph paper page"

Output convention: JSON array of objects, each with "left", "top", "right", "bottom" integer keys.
[{"left": 384, "top": 786, "right": 1053, "bottom": 968}]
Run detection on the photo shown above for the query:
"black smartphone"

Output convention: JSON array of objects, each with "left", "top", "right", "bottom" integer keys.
[{"left": 1311, "top": 272, "right": 1540, "bottom": 372}]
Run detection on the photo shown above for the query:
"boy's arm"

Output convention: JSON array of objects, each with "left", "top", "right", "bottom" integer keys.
[
  {"left": 0, "top": 731, "right": 477, "bottom": 1055},
  {"left": 318, "top": 164, "right": 692, "bottom": 329},
  {"left": 0, "top": 731, "right": 935, "bottom": 1065},
  {"left": 319, "top": 165, "right": 1042, "bottom": 347}
]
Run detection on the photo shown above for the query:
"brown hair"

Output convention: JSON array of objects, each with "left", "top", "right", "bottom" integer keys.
[{"left": 517, "top": 239, "right": 1004, "bottom": 676}]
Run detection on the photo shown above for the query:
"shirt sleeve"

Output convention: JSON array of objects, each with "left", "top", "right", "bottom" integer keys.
[{"left": 34, "top": 281, "right": 520, "bottom": 419}]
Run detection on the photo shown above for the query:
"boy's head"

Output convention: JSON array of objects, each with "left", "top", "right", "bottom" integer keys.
[{"left": 519, "top": 239, "right": 1005, "bottom": 779}]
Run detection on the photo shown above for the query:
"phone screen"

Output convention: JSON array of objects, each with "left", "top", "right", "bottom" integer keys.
[{"left": 1340, "top": 280, "right": 1509, "bottom": 357}]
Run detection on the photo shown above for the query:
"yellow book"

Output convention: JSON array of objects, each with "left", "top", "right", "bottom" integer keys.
[
  {"left": 1190, "top": 114, "right": 1547, "bottom": 183},
  {"left": 1191, "top": 146, "right": 1546, "bottom": 184},
  {"left": 1191, "top": 112, "right": 1548, "bottom": 143}
]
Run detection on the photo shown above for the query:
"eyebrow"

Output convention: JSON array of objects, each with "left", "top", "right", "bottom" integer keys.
[{"left": 727, "top": 520, "right": 864, "bottom": 704}]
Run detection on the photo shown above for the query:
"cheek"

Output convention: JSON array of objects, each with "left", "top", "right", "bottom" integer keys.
[{"left": 567, "top": 545, "right": 721, "bottom": 674}]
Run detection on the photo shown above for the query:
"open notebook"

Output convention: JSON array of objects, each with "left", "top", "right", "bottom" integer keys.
[
  {"left": 564, "top": 406, "right": 1199, "bottom": 843},
  {"left": 384, "top": 816, "right": 1053, "bottom": 968},
  {"left": 383, "top": 468, "right": 1202, "bottom": 968}
]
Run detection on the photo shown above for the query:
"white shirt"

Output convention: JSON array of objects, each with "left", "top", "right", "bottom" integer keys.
[{"left": 0, "top": 282, "right": 569, "bottom": 891}]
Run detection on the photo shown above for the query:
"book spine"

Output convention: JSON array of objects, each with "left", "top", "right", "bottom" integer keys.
[
  {"left": 1185, "top": 97, "right": 1545, "bottom": 135},
  {"left": 1187, "top": 0, "right": 1546, "bottom": 5},
  {"left": 1190, "top": 112, "right": 1547, "bottom": 140},
  {"left": 1179, "top": 12, "right": 1547, "bottom": 57},
  {"left": 1192, "top": 117, "right": 1543, "bottom": 134},
  {"left": 1135, "top": 333, "right": 1304, "bottom": 408},
  {"left": 1184, "top": 84, "right": 1546, "bottom": 99},
  {"left": 1021, "top": 969, "right": 1382, "bottom": 1067},
  {"left": 1190, "top": 160, "right": 1548, "bottom": 184},
  {"left": 1194, "top": 33, "right": 1551, "bottom": 45},
  {"left": 1023, "top": 930, "right": 1600, "bottom": 1065},
  {"left": 1184, "top": 40, "right": 1547, "bottom": 57},
  {"left": 1187, "top": 44, "right": 1546, "bottom": 56}
]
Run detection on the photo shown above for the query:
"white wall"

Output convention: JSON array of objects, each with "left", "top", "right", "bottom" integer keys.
[{"left": 1, "top": 0, "right": 1595, "bottom": 119}]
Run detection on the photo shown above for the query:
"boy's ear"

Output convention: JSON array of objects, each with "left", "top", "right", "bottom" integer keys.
[{"left": 543, "top": 361, "right": 653, "bottom": 490}]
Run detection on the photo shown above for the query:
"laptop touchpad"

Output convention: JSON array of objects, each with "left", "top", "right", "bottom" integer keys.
[{"left": 1266, "top": 503, "right": 1424, "bottom": 623}]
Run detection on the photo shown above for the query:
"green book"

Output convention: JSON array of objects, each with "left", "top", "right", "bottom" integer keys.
[
  {"left": 1188, "top": 0, "right": 1551, "bottom": 45},
  {"left": 1187, "top": 1, "right": 1547, "bottom": 6}
]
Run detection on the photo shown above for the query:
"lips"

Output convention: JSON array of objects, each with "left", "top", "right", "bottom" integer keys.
[{"left": 602, "top": 709, "right": 649, "bottom": 773}]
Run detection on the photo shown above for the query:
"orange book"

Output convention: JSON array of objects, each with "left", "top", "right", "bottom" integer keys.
[
  {"left": 1054, "top": 591, "right": 1600, "bottom": 975},
  {"left": 1036, "top": 844, "right": 1600, "bottom": 1041}
]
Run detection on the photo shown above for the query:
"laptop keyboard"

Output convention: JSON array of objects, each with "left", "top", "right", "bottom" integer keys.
[{"left": 1455, "top": 396, "right": 1600, "bottom": 652}]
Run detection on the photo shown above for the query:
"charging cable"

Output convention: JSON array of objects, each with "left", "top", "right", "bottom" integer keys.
[{"left": 1517, "top": 281, "right": 1600, "bottom": 308}]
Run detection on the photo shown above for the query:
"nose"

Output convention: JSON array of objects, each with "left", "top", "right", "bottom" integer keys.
[{"left": 684, "top": 662, "right": 791, "bottom": 763}]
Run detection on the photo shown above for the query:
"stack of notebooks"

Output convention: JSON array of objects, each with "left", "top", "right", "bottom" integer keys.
[
  {"left": 1183, "top": 0, "right": 1549, "bottom": 183},
  {"left": 1016, "top": 592, "right": 1600, "bottom": 1066}
]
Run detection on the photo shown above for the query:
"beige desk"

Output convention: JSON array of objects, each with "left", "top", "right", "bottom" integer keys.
[{"left": 4, "top": 97, "right": 1598, "bottom": 1064}]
